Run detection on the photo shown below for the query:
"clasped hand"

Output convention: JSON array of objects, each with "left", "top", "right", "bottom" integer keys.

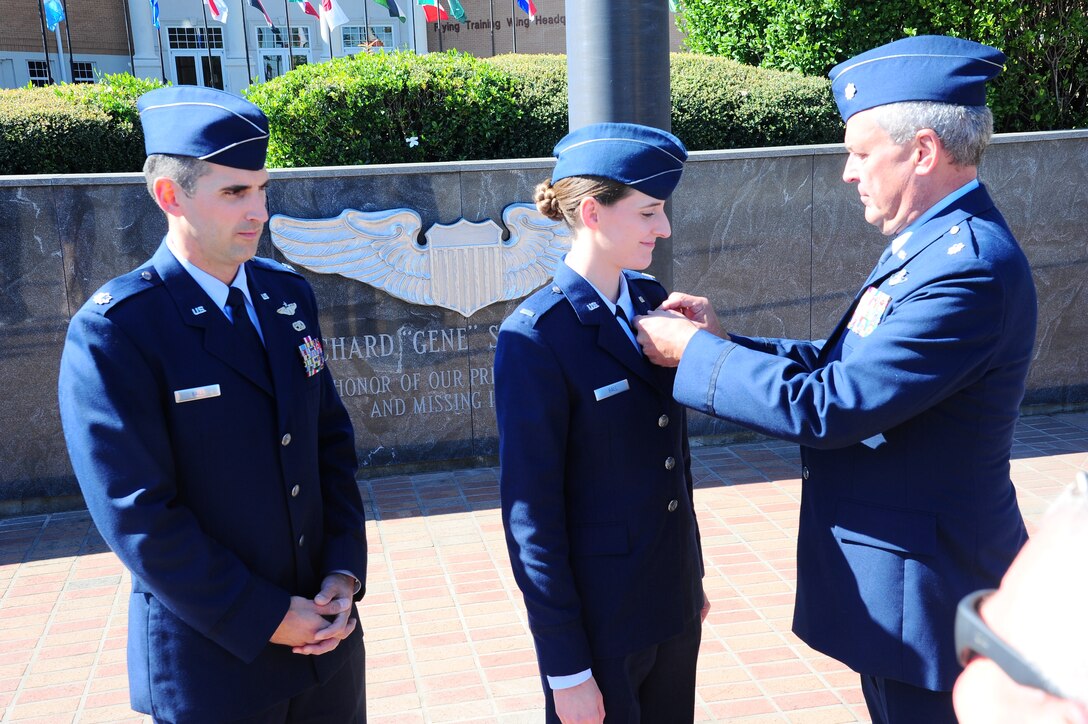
[
  {"left": 270, "top": 572, "right": 358, "bottom": 655},
  {"left": 634, "top": 292, "right": 724, "bottom": 367}
]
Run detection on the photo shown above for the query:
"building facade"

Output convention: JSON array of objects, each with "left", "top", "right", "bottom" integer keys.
[{"left": 2, "top": 0, "right": 684, "bottom": 93}]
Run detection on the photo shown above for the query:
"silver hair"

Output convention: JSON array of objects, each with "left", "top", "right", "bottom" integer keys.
[
  {"left": 143, "top": 154, "right": 212, "bottom": 198},
  {"left": 869, "top": 101, "right": 994, "bottom": 167}
]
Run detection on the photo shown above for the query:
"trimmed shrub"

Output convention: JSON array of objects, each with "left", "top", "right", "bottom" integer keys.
[
  {"left": 246, "top": 50, "right": 529, "bottom": 167},
  {"left": 483, "top": 53, "right": 568, "bottom": 158},
  {"left": 0, "top": 73, "right": 163, "bottom": 175},
  {"left": 676, "top": 0, "right": 1088, "bottom": 132}
]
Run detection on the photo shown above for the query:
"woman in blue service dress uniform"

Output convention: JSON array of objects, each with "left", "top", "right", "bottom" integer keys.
[{"left": 495, "top": 122, "right": 708, "bottom": 724}]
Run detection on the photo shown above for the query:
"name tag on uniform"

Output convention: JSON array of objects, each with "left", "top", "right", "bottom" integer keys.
[
  {"left": 174, "top": 384, "right": 221, "bottom": 404},
  {"left": 594, "top": 379, "right": 629, "bottom": 401}
]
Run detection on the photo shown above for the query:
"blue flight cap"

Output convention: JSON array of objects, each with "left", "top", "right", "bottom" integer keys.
[
  {"left": 137, "top": 86, "right": 270, "bottom": 170},
  {"left": 551, "top": 122, "right": 688, "bottom": 200},
  {"left": 829, "top": 35, "right": 1005, "bottom": 122}
]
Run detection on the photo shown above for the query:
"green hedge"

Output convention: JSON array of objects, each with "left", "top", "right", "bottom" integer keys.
[
  {"left": 0, "top": 74, "right": 163, "bottom": 175},
  {"left": 676, "top": 0, "right": 1088, "bottom": 132},
  {"left": 1, "top": 53, "right": 840, "bottom": 174}
]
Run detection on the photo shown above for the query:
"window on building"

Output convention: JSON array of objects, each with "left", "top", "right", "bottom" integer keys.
[
  {"left": 342, "top": 25, "right": 393, "bottom": 53},
  {"left": 168, "top": 26, "right": 224, "bottom": 50},
  {"left": 27, "top": 60, "right": 51, "bottom": 87},
  {"left": 72, "top": 62, "right": 95, "bottom": 84},
  {"left": 258, "top": 26, "right": 311, "bottom": 49}
]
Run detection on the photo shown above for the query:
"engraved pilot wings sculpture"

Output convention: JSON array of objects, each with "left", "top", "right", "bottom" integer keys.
[{"left": 269, "top": 203, "right": 572, "bottom": 317}]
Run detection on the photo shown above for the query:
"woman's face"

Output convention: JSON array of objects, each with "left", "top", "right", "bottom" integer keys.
[{"left": 588, "top": 189, "right": 672, "bottom": 271}]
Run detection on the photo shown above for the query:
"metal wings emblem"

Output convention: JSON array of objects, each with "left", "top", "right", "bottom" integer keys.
[{"left": 269, "top": 203, "right": 572, "bottom": 317}]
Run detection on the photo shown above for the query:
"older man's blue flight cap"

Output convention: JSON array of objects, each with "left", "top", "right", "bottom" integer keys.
[
  {"left": 829, "top": 35, "right": 1005, "bottom": 122},
  {"left": 551, "top": 122, "right": 688, "bottom": 200},
  {"left": 137, "top": 86, "right": 270, "bottom": 170}
]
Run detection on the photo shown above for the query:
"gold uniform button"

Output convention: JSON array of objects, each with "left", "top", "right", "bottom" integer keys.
[
  {"left": 281, "top": 433, "right": 292, "bottom": 446},
  {"left": 667, "top": 499, "right": 679, "bottom": 512},
  {"left": 802, "top": 466, "right": 810, "bottom": 480},
  {"left": 291, "top": 485, "right": 300, "bottom": 497},
  {"left": 658, "top": 414, "right": 669, "bottom": 428},
  {"left": 664, "top": 456, "right": 676, "bottom": 471}
]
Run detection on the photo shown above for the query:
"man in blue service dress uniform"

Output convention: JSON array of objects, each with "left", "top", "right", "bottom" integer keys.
[
  {"left": 58, "top": 87, "right": 367, "bottom": 723},
  {"left": 636, "top": 36, "right": 1036, "bottom": 723}
]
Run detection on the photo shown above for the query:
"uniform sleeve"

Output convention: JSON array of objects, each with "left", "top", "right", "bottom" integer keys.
[
  {"left": 728, "top": 333, "right": 824, "bottom": 370},
  {"left": 308, "top": 286, "right": 368, "bottom": 597},
  {"left": 675, "top": 262, "right": 1007, "bottom": 449},
  {"left": 58, "top": 310, "right": 291, "bottom": 663},
  {"left": 495, "top": 322, "right": 593, "bottom": 677}
]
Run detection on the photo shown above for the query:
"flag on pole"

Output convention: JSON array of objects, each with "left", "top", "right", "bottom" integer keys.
[
  {"left": 207, "top": 0, "right": 229, "bottom": 23},
  {"left": 44, "top": 0, "right": 66, "bottom": 31},
  {"left": 447, "top": 0, "right": 467, "bottom": 22},
  {"left": 375, "top": 0, "right": 407, "bottom": 22},
  {"left": 517, "top": 0, "right": 536, "bottom": 20},
  {"left": 247, "top": 0, "right": 275, "bottom": 27},
  {"left": 148, "top": 0, "right": 160, "bottom": 28},
  {"left": 417, "top": 0, "right": 448, "bottom": 22},
  {"left": 317, "top": 0, "right": 349, "bottom": 44},
  {"left": 289, "top": 0, "right": 320, "bottom": 19}
]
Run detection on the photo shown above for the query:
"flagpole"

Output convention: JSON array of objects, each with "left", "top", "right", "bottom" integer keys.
[
  {"left": 488, "top": 0, "right": 494, "bottom": 56},
  {"left": 438, "top": 2, "right": 444, "bottom": 52},
  {"left": 54, "top": 25, "right": 68, "bottom": 83},
  {"left": 199, "top": 0, "right": 214, "bottom": 85},
  {"left": 240, "top": 0, "right": 254, "bottom": 84},
  {"left": 121, "top": 0, "right": 136, "bottom": 74},
  {"left": 282, "top": 0, "right": 295, "bottom": 70},
  {"left": 35, "top": 0, "right": 55, "bottom": 84},
  {"left": 61, "top": 0, "right": 77, "bottom": 81},
  {"left": 363, "top": 0, "right": 371, "bottom": 49},
  {"left": 157, "top": 21, "right": 166, "bottom": 81},
  {"left": 510, "top": 0, "right": 516, "bottom": 53}
]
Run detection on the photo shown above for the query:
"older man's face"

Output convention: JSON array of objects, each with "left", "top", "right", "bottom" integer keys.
[{"left": 841, "top": 108, "right": 920, "bottom": 237}]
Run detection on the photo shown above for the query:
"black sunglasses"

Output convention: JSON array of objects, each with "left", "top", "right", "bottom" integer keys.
[{"left": 954, "top": 588, "right": 1069, "bottom": 699}]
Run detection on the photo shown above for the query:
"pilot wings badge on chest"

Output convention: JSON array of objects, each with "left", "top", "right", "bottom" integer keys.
[{"left": 269, "top": 203, "right": 572, "bottom": 317}]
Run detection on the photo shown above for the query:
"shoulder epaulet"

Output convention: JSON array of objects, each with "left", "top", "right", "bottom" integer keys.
[
  {"left": 506, "top": 282, "right": 566, "bottom": 329},
  {"left": 940, "top": 220, "right": 980, "bottom": 259},
  {"left": 623, "top": 268, "right": 666, "bottom": 293},
  {"left": 250, "top": 255, "right": 303, "bottom": 277},
  {"left": 80, "top": 265, "right": 159, "bottom": 316}
]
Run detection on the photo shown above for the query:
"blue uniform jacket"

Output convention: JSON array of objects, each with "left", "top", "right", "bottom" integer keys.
[
  {"left": 674, "top": 184, "right": 1034, "bottom": 690},
  {"left": 496, "top": 261, "right": 704, "bottom": 678},
  {"left": 58, "top": 242, "right": 367, "bottom": 722}
]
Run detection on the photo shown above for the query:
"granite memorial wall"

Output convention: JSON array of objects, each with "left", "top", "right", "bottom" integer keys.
[{"left": 2, "top": 131, "right": 1086, "bottom": 513}]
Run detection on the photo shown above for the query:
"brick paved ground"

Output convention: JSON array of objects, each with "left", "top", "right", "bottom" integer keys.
[{"left": 2, "top": 412, "right": 1086, "bottom": 723}]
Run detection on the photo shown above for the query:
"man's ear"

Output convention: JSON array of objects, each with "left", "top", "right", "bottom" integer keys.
[
  {"left": 578, "top": 196, "right": 600, "bottom": 230},
  {"left": 152, "top": 177, "right": 184, "bottom": 216},
  {"left": 913, "top": 128, "right": 942, "bottom": 175}
]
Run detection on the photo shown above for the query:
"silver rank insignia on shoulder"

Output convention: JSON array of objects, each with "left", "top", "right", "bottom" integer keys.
[
  {"left": 897, "top": 250, "right": 907, "bottom": 260},
  {"left": 845, "top": 82, "right": 858, "bottom": 99},
  {"left": 191, "top": 305, "right": 206, "bottom": 315},
  {"left": 293, "top": 320, "right": 306, "bottom": 332},
  {"left": 949, "top": 225, "right": 961, "bottom": 235},
  {"left": 519, "top": 308, "right": 535, "bottom": 317},
  {"left": 586, "top": 302, "right": 599, "bottom": 311},
  {"left": 888, "top": 269, "right": 909, "bottom": 286},
  {"left": 260, "top": 293, "right": 270, "bottom": 300},
  {"left": 551, "top": 285, "right": 561, "bottom": 293},
  {"left": 277, "top": 302, "right": 297, "bottom": 315},
  {"left": 948, "top": 242, "right": 965, "bottom": 255},
  {"left": 140, "top": 271, "right": 152, "bottom": 281},
  {"left": 93, "top": 292, "right": 112, "bottom": 305}
]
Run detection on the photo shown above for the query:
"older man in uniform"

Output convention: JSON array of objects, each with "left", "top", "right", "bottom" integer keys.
[
  {"left": 58, "top": 86, "right": 367, "bottom": 722},
  {"left": 636, "top": 35, "right": 1036, "bottom": 722}
]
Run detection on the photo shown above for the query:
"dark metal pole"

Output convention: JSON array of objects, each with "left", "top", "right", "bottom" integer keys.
[
  {"left": 61, "top": 0, "right": 76, "bottom": 81},
  {"left": 362, "top": 0, "right": 370, "bottom": 49},
  {"left": 121, "top": 0, "right": 136, "bottom": 74},
  {"left": 199, "top": 0, "right": 214, "bottom": 83},
  {"left": 282, "top": 0, "right": 295, "bottom": 68},
  {"left": 36, "top": 0, "right": 55, "bottom": 84},
  {"left": 566, "top": 0, "right": 673, "bottom": 284},
  {"left": 488, "top": 0, "right": 494, "bottom": 56},
  {"left": 510, "top": 0, "right": 515, "bottom": 53},
  {"left": 241, "top": 0, "right": 254, "bottom": 85},
  {"left": 566, "top": 0, "right": 671, "bottom": 131},
  {"left": 157, "top": 21, "right": 166, "bottom": 81}
]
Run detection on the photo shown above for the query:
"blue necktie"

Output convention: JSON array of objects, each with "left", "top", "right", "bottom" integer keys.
[{"left": 226, "top": 286, "right": 271, "bottom": 382}]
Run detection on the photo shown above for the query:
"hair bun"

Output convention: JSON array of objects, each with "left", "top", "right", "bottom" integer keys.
[{"left": 534, "top": 180, "right": 564, "bottom": 221}]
